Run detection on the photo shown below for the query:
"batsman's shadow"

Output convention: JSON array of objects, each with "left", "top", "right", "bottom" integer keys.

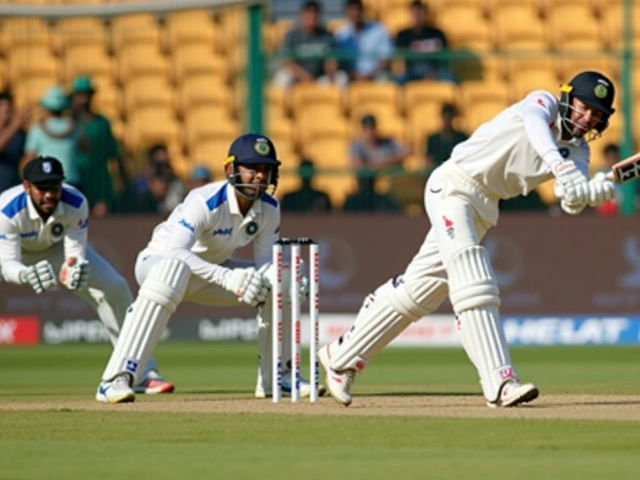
[{"left": 367, "top": 391, "right": 478, "bottom": 398}]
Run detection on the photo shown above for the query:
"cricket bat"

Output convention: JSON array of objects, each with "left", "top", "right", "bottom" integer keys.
[{"left": 605, "top": 152, "right": 640, "bottom": 184}]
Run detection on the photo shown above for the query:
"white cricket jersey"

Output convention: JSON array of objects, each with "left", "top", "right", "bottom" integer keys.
[
  {"left": 445, "top": 90, "right": 590, "bottom": 200},
  {"left": 141, "top": 181, "right": 280, "bottom": 284},
  {"left": 0, "top": 184, "right": 89, "bottom": 284}
]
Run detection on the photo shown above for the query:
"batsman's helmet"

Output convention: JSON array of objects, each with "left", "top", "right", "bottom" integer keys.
[
  {"left": 559, "top": 71, "right": 615, "bottom": 138},
  {"left": 224, "top": 133, "right": 281, "bottom": 200}
]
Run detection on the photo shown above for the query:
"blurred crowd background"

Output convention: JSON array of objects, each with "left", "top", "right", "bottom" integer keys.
[{"left": 0, "top": 0, "right": 637, "bottom": 217}]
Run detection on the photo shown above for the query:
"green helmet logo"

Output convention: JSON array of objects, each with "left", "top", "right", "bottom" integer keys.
[
  {"left": 594, "top": 84, "right": 608, "bottom": 99},
  {"left": 254, "top": 139, "right": 270, "bottom": 155}
]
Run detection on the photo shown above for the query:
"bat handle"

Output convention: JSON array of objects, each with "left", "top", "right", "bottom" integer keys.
[{"left": 605, "top": 170, "right": 615, "bottom": 182}]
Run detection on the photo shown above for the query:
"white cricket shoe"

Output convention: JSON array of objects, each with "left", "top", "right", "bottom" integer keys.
[
  {"left": 487, "top": 379, "right": 539, "bottom": 408},
  {"left": 96, "top": 374, "right": 135, "bottom": 404},
  {"left": 254, "top": 370, "right": 326, "bottom": 399},
  {"left": 134, "top": 369, "right": 175, "bottom": 395},
  {"left": 318, "top": 344, "right": 355, "bottom": 407}
]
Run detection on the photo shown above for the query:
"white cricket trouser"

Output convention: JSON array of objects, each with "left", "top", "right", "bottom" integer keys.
[
  {"left": 1, "top": 243, "right": 133, "bottom": 345},
  {"left": 135, "top": 253, "right": 253, "bottom": 307},
  {"left": 404, "top": 163, "right": 498, "bottom": 284}
]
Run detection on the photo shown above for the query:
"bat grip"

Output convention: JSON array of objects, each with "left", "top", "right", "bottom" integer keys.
[{"left": 605, "top": 171, "right": 615, "bottom": 182}]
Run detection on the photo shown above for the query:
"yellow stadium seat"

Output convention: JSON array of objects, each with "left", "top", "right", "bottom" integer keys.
[
  {"left": 509, "top": 70, "right": 561, "bottom": 102},
  {"left": 380, "top": 7, "right": 412, "bottom": 37},
  {"left": 63, "top": 45, "right": 114, "bottom": 83},
  {"left": 556, "top": 56, "right": 617, "bottom": 84},
  {"left": 12, "top": 76, "right": 56, "bottom": 109},
  {"left": 501, "top": 56, "right": 556, "bottom": 82},
  {"left": 350, "top": 106, "right": 405, "bottom": 139},
  {"left": 290, "top": 84, "right": 343, "bottom": 114},
  {"left": 271, "top": 141, "right": 300, "bottom": 200},
  {"left": 56, "top": 17, "right": 108, "bottom": 53},
  {"left": 178, "top": 76, "right": 232, "bottom": 117},
  {"left": 7, "top": 46, "right": 59, "bottom": 84},
  {"left": 165, "top": 9, "right": 217, "bottom": 51},
  {"left": 266, "top": 111, "right": 294, "bottom": 146},
  {"left": 300, "top": 138, "right": 356, "bottom": 208},
  {"left": 436, "top": 6, "right": 493, "bottom": 49},
  {"left": 295, "top": 107, "right": 349, "bottom": 145},
  {"left": 125, "top": 106, "right": 181, "bottom": 153},
  {"left": 0, "top": 58, "right": 6, "bottom": 87},
  {"left": 459, "top": 79, "right": 510, "bottom": 108},
  {"left": 0, "top": 18, "right": 53, "bottom": 53},
  {"left": 346, "top": 82, "right": 401, "bottom": 116},
  {"left": 265, "top": 20, "right": 295, "bottom": 53},
  {"left": 226, "top": 43, "right": 247, "bottom": 77},
  {"left": 547, "top": 5, "right": 604, "bottom": 50},
  {"left": 184, "top": 106, "right": 240, "bottom": 150},
  {"left": 463, "top": 101, "right": 509, "bottom": 131},
  {"left": 402, "top": 81, "right": 456, "bottom": 114},
  {"left": 171, "top": 44, "right": 227, "bottom": 84},
  {"left": 266, "top": 84, "right": 289, "bottom": 117},
  {"left": 601, "top": 4, "right": 640, "bottom": 49},
  {"left": 217, "top": 7, "right": 247, "bottom": 53},
  {"left": 89, "top": 77, "right": 121, "bottom": 121},
  {"left": 117, "top": 44, "right": 169, "bottom": 83},
  {"left": 491, "top": 5, "right": 548, "bottom": 50},
  {"left": 122, "top": 76, "right": 175, "bottom": 116},
  {"left": 111, "top": 14, "right": 163, "bottom": 54}
]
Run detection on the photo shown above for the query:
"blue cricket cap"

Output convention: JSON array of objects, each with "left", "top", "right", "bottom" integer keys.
[{"left": 224, "top": 133, "right": 281, "bottom": 166}]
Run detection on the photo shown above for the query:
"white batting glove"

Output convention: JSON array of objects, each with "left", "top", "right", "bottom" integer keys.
[
  {"left": 59, "top": 257, "right": 90, "bottom": 290},
  {"left": 551, "top": 159, "right": 590, "bottom": 205},
  {"left": 19, "top": 260, "right": 56, "bottom": 294},
  {"left": 223, "top": 267, "right": 270, "bottom": 307},
  {"left": 587, "top": 172, "right": 617, "bottom": 207},
  {"left": 560, "top": 198, "right": 586, "bottom": 215}
]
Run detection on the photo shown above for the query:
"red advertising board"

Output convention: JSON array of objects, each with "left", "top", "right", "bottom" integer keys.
[{"left": 0, "top": 316, "right": 40, "bottom": 345}]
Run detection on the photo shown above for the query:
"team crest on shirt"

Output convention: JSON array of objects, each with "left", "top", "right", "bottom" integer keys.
[
  {"left": 246, "top": 221, "right": 258, "bottom": 236},
  {"left": 254, "top": 139, "right": 270, "bottom": 156},
  {"left": 594, "top": 84, "right": 608, "bottom": 99},
  {"left": 51, "top": 223, "right": 64, "bottom": 238},
  {"left": 559, "top": 147, "right": 570, "bottom": 158}
]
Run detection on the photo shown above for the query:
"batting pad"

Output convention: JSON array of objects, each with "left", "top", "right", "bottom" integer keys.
[
  {"left": 101, "top": 258, "right": 191, "bottom": 383},
  {"left": 448, "top": 246, "right": 515, "bottom": 401},
  {"left": 329, "top": 277, "right": 447, "bottom": 371}
]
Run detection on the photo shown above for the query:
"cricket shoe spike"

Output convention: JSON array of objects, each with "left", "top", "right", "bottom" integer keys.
[
  {"left": 133, "top": 369, "right": 175, "bottom": 394},
  {"left": 318, "top": 344, "right": 355, "bottom": 407},
  {"left": 487, "top": 379, "right": 539, "bottom": 408},
  {"left": 96, "top": 373, "right": 135, "bottom": 404}
]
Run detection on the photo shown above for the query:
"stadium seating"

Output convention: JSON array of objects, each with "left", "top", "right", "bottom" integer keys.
[{"left": 165, "top": 9, "right": 218, "bottom": 51}]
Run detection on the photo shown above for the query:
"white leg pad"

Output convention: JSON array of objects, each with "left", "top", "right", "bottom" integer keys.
[
  {"left": 328, "top": 275, "right": 448, "bottom": 371},
  {"left": 101, "top": 258, "right": 191, "bottom": 383},
  {"left": 448, "top": 246, "right": 516, "bottom": 401}
]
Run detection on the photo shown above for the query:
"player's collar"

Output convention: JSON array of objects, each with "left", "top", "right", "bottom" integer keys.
[{"left": 227, "top": 183, "right": 263, "bottom": 216}]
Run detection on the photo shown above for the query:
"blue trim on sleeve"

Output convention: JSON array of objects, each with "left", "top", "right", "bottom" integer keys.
[
  {"left": 206, "top": 185, "right": 228, "bottom": 210},
  {"left": 1, "top": 192, "right": 27, "bottom": 219},
  {"left": 261, "top": 193, "right": 278, "bottom": 208},
  {"left": 61, "top": 188, "right": 84, "bottom": 209}
]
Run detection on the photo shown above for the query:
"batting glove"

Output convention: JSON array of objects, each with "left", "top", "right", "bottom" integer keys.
[
  {"left": 19, "top": 260, "right": 57, "bottom": 294},
  {"left": 59, "top": 257, "right": 91, "bottom": 290},
  {"left": 551, "top": 159, "right": 590, "bottom": 206},
  {"left": 587, "top": 172, "right": 617, "bottom": 207}
]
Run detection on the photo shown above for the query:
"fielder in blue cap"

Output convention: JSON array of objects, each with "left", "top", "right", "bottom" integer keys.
[{"left": 96, "top": 133, "right": 324, "bottom": 403}]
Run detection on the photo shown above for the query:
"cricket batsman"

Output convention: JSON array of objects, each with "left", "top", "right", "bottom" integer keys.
[
  {"left": 0, "top": 156, "right": 174, "bottom": 394},
  {"left": 96, "top": 133, "right": 324, "bottom": 403},
  {"left": 318, "top": 70, "right": 618, "bottom": 407}
]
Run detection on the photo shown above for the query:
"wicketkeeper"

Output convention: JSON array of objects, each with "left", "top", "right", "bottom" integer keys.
[
  {"left": 96, "top": 133, "right": 324, "bottom": 403},
  {"left": 0, "top": 156, "right": 173, "bottom": 394},
  {"left": 318, "top": 70, "right": 618, "bottom": 407}
]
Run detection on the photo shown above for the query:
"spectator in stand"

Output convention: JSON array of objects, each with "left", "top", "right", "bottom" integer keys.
[
  {"left": 425, "top": 103, "right": 468, "bottom": 169},
  {"left": 334, "top": 0, "right": 394, "bottom": 82},
  {"left": 350, "top": 114, "right": 411, "bottom": 173},
  {"left": 395, "top": 0, "right": 455, "bottom": 84},
  {"left": 343, "top": 174, "right": 401, "bottom": 213},
  {"left": 70, "top": 76, "right": 128, "bottom": 218},
  {"left": 281, "top": 158, "right": 333, "bottom": 212},
  {"left": 131, "top": 144, "right": 186, "bottom": 213},
  {"left": 274, "top": 1, "right": 348, "bottom": 89},
  {"left": 189, "top": 165, "right": 212, "bottom": 190},
  {"left": 23, "top": 86, "right": 85, "bottom": 188},
  {"left": 595, "top": 143, "right": 624, "bottom": 216},
  {"left": 129, "top": 163, "right": 174, "bottom": 215},
  {"left": 0, "top": 90, "right": 29, "bottom": 192}
]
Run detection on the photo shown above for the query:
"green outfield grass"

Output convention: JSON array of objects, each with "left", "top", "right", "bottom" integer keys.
[{"left": 0, "top": 344, "right": 639, "bottom": 479}]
